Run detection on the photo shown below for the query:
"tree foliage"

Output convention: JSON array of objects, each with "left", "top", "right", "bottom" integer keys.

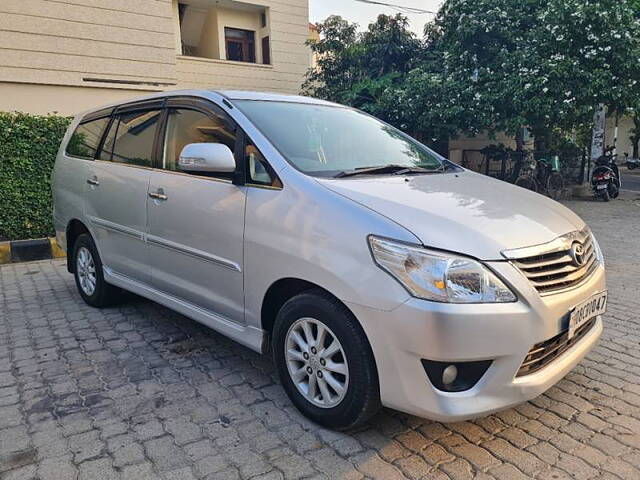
[
  {"left": 304, "top": 14, "right": 422, "bottom": 128},
  {"left": 305, "top": 0, "right": 640, "bottom": 150}
]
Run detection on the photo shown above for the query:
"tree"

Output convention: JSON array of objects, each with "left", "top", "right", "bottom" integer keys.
[
  {"left": 427, "top": 0, "right": 640, "bottom": 149},
  {"left": 304, "top": 14, "right": 422, "bottom": 127},
  {"left": 303, "top": 16, "right": 359, "bottom": 102},
  {"left": 305, "top": 1, "right": 640, "bottom": 154},
  {"left": 625, "top": 0, "right": 640, "bottom": 158}
]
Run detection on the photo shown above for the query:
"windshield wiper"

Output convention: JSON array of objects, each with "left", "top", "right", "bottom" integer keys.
[
  {"left": 334, "top": 164, "right": 443, "bottom": 178},
  {"left": 392, "top": 165, "right": 445, "bottom": 175}
]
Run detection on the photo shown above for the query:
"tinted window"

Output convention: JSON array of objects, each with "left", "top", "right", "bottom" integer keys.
[
  {"left": 101, "top": 110, "right": 161, "bottom": 167},
  {"left": 66, "top": 117, "right": 110, "bottom": 159},
  {"left": 99, "top": 118, "right": 117, "bottom": 161},
  {"left": 162, "top": 108, "right": 236, "bottom": 171}
]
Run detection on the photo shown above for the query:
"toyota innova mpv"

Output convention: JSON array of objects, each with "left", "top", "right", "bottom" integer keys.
[{"left": 53, "top": 90, "right": 606, "bottom": 429}]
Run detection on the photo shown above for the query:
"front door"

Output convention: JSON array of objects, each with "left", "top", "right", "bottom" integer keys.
[
  {"left": 147, "top": 104, "right": 246, "bottom": 323},
  {"left": 85, "top": 107, "right": 162, "bottom": 284}
]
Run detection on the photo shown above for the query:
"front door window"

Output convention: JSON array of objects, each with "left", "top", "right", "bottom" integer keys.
[{"left": 162, "top": 108, "right": 236, "bottom": 176}]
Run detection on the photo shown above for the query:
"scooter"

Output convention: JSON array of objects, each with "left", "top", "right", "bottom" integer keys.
[{"left": 591, "top": 147, "right": 621, "bottom": 201}]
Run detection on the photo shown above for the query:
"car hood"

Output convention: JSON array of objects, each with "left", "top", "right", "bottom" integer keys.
[{"left": 317, "top": 170, "right": 585, "bottom": 260}]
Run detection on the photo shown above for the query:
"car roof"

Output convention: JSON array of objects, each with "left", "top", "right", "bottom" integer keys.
[
  {"left": 76, "top": 89, "right": 341, "bottom": 119},
  {"left": 215, "top": 90, "right": 339, "bottom": 106}
]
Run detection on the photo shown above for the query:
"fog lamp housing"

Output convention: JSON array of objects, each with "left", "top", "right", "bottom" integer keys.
[{"left": 421, "top": 359, "right": 492, "bottom": 392}]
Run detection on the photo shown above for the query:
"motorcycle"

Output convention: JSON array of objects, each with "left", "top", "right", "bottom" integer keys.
[{"left": 591, "top": 147, "right": 621, "bottom": 201}]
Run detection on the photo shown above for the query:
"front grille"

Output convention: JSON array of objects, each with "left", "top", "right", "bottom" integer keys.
[
  {"left": 511, "top": 231, "right": 598, "bottom": 294},
  {"left": 516, "top": 318, "right": 596, "bottom": 377}
]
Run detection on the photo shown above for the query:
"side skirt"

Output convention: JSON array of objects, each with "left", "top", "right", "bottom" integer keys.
[{"left": 103, "top": 267, "right": 265, "bottom": 354}]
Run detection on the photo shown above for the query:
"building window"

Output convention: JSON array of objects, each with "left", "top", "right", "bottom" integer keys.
[
  {"left": 225, "top": 27, "right": 256, "bottom": 63},
  {"left": 262, "top": 36, "right": 271, "bottom": 65},
  {"left": 176, "top": 1, "right": 269, "bottom": 65}
]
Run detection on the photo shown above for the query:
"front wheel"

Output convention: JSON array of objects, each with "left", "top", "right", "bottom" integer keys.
[
  {"left": 72, "top": 234, "right": 121, "bottom": 307},
  {"left": 272, "top": 290, "right": 380, "bottom": 430}
]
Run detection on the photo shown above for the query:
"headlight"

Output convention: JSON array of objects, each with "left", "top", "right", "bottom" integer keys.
[
  {"left": 368, "top": 236, "right": 516, "bottom": 303},
  {"left": 589, "top": 230, "right": 604, "bottom": 264}
]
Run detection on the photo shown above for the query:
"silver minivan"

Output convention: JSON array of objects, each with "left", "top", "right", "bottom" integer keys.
[{"left": 53, "top": 90, "right": 606, "bottom": 429}]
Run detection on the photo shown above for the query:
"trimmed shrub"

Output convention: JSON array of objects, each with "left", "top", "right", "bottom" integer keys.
[{"left": 0, "top": 112, "right": 71, "bottom": 241}]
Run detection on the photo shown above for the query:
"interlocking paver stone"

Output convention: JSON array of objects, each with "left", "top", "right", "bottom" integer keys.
[{"left": 1, "top": 191, "right": 640, "bottom": 479}]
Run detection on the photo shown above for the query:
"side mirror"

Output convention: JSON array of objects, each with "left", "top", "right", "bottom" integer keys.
[{"left": 178, "top": 143, "right": 236, "bottom": 173}]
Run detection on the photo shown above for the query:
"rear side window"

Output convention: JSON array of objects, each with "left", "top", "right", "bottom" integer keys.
[
  {"left": 65, "top": 117, "right": 110, "bottom": 159},
  {"left": 100, "top": 110, "right": 161, "bottom": 167}
]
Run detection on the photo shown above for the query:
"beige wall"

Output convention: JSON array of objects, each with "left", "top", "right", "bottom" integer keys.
[
  {"left": 0, "top": 0, "right": 309, "bottom": 115},
  {"left": 0, "top": 0, "right": 178, "bottom": 91},
  {"left": 214, "top": 7, "right": 264, "bottom": 62},
  {"left": 0, "top": 83, "right": 155, "bottom": 116},
  {"left": 606, "top": 115, "right": 635, "bottom": 158},
  {"left": 176, "top": 0, "right": 308, "bottom": 93},
  {"left": 199, "top": 9, "right": 221, "bottom": 59},
  {"left": 449, "top": 131, "right": 526, "bottom": 164},
  {"left": 450, "top": 116, "right": 637, "bottom": 164}
]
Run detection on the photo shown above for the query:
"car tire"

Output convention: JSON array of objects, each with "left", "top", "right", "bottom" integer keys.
[
  {"left": 272, "top": 289, "right": 381, "bottom": 430},
  {"left": 72, "top": 233, "right": 121, "bottom": 308}
]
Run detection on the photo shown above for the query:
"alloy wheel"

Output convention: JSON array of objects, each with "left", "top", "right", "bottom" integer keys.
[
  {"left": 285, "top": 317, "right": 349, "bottom": 408},
  {"left": 76, "top": 246, "right": 97, "bottom": 296}
]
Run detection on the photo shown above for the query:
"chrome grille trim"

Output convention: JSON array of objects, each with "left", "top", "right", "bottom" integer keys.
[
  {"left": 516, "top": 318, "right": 596, "bottom": 377},
  {"left": 503, "top": 228, "right": 600, "bottom": 295}
]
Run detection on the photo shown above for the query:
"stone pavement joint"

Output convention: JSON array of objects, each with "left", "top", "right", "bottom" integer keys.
[{"left": 1, "top": 191, "right": 639, "bottom": 479}]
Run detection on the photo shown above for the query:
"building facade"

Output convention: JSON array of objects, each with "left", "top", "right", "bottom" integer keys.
[{"left": 0, "top": 0, "right": 310, "bottom": 115}]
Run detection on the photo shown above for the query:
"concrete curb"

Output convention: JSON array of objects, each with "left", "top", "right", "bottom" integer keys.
[{"left": 0, "top": 238, "right": 66, "bottom": 264}]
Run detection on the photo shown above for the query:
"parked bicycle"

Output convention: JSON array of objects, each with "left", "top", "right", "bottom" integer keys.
[{"left": 514, "top": 153, "right": 565, "bottom": 200}]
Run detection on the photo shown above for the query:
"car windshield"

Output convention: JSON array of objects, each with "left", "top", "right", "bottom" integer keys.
[{"left": 234, "top": 100, "right": 446, "bottom": 177}]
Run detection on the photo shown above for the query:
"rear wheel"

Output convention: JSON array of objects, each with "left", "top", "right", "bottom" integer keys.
[
  {"left": 72, "top": 234, "right": 121, "bottom": 307},
  {"left": 609, "top": 181, "right": 620, "bottom": 199},
  {"left": 272, "top": 290, "right": 380, "bottom": 430}
]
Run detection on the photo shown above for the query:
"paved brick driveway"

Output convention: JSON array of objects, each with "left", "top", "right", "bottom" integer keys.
[{"left": 2, "top": 192, "right": 640, "bottom": 480}]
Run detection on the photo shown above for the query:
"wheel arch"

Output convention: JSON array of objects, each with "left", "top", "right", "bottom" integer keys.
[
  {"left": 260, "top": 278, "right": 367, "bottom": 340},
  {"left": 65, "top": 219, "right": 91, "bottom": 272}
]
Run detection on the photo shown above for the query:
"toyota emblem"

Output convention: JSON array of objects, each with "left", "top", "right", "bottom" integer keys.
[{"left": 569, "top": 242, "right": 585, "bottom": 267}]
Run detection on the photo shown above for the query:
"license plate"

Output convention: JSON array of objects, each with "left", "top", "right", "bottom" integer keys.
[
  {"left": 569, "top": 291, "right": 607, "bottom": 339},
  {"left": 596, "top": 184, "right": 607, "bottom": 190}
]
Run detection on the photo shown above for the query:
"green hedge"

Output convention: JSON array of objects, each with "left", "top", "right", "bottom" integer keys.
[{"left": 0, "top": 112, "right": 71, "bottom": 241}]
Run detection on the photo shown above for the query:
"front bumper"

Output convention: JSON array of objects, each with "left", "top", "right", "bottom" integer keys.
[{"left": 347, "top": 261, "right": 605, "bottom": 422}]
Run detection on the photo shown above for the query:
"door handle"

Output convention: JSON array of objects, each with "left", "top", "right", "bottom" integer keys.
[
  {"left": 148, "top": 190, "right": 168, "bottom": 201},
  {"left": 86, "top": 177, "right": 99, "bottom": 186}
]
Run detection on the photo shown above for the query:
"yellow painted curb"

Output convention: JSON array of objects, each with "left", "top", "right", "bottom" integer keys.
[
  {"left": 0, "top": 242, "right": 10, "bottom": 265},
  {"left": 50, "top": 238, "right": 67, "bottom": 258}
]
